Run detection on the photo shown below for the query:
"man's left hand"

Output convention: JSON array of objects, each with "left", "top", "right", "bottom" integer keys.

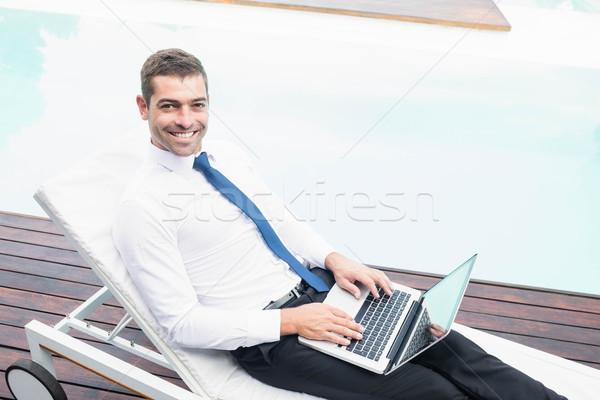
[{"left": 324, "top": 252, "right": 394, "bottom": 299}]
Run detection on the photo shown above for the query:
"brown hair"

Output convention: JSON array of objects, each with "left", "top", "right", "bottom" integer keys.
[{"left": 140, "top": 48, "right": 208, "bottom": 104}]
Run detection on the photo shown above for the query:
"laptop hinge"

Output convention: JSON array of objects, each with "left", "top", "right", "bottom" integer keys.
[{"left": 385, "top": 299, "right": 424, "bottom": 373}]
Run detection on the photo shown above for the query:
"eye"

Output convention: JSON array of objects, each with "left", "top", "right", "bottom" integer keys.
[
  {"left": 193, "top": 102, "right": 206, "bottom": 108},
  {"left": 160, "top": 104, "right": 174, "bottom": 109}
]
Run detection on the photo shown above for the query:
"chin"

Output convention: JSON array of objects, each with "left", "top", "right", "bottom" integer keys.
[
  {"left": 174, "top": 143, "right": 201, "bottom": 157},
  {"left": 171, "top": 148, "right": 195, "bottom": 157}
]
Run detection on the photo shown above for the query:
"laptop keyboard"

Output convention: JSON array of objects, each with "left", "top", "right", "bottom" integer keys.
[{"left": 346, "top": 287, "right": 410, "bottom": 362}]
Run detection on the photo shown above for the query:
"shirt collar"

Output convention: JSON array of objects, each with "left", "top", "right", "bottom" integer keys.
[
  {"left": 147, "top": 143, "right": 195, "bottom": 179},
  {"left": 147, "top": 142, "right": 217, "bottom": 179}
]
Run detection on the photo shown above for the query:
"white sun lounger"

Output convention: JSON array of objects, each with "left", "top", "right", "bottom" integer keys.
[{"left": 7, "top": 126, "right": 599, "bottom": 399}]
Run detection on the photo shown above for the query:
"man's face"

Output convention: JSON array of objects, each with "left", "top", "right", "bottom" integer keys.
[{"left": 136, "top": 74, "right": 208, "bottom": 157}]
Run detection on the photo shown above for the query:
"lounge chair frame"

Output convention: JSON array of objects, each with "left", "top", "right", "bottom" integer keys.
[
  {"left": 15, "top": 192, "right": 209, "bottom": 399},
  {"left": 23, "top": 298, "right": 200, "bottom": 399}
]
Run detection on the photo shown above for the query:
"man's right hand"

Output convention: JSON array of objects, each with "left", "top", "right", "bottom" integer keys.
[{"left": 280, "top": 303, "right": 365, "bottom": 346}]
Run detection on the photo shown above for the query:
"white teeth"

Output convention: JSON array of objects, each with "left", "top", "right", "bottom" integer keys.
[{"left": 172, "top": 131, "right": 194, "bottom": 139}]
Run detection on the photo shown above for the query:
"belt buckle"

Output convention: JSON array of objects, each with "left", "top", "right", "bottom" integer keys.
[
  {"left": 296, "top": 280, "right": 309, "bottom": 294},
  {"left": 264, "top": 284, "right": 303, "bottom": 310},
  {"left": 291, "top": 287, "right": 300, "bottom": 299}
]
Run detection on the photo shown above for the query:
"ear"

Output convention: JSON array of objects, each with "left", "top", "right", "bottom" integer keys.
[{"left": 136, "top": 95, "right": 149, "bottom": 121}]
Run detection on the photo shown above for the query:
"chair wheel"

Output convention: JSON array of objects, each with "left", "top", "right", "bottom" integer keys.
[{"left": 5, "top": 359, "right": 67, "bottom": 400}]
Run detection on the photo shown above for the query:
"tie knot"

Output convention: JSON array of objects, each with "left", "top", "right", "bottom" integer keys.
[{"left": 193, "top": 152, "right": 210, "bottom": 172}]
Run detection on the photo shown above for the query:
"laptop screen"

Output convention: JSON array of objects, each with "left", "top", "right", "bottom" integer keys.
[{"left": 422, "top": 254, "right": 477, "bottom": 330}]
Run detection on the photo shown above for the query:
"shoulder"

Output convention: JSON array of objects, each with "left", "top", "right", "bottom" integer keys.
[
  {"left": 116, "top": 158, "right": 189, "bottom": 224},
  {"left": 119, "top": 159, "right": 162, "bottom": 203}
]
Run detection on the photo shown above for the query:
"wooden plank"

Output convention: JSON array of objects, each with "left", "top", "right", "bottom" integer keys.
[
  {"left": 0, "top": 286, "right": 123, "bottom": 323},
  {"left": 459, "top": 295, "right": 600, "bottom": 330},
  {"left": 466, "top": 284, "right": 600, "bottom": 314},
  {"left": 0, "top": 212, "right": 62, "bottom": 235},
  {"left": 484, "top": 330, "right": 600, "bottom": 366},
  {"left": 456, "top": 310, "right": 599, "bottom": 347},
  {"left": 0, "top": 303, "right": 62, "bottom": 329},
  {"left": 0, "top": 269, "right": 101, "bottom": 302},
  {"left": 195, "top": 0, "right": 511, "bottom": 31},
  {"left": 0, "top": 286, "right": 80, "bottom": 313},
  {"left": 0, "top": 239, "right": 87, "bottom": 267},
  {"left": 0, "top": 254, "right": 102, "bottom": 286},
  {"left": 0, "top": 224, "right": 74, "bottom": 251},
  {"left": 0, "top": 268, "right": 118, "bottom": 307},
  {"left": 578, "top": 360, "right": 600, "bottom": 370}
]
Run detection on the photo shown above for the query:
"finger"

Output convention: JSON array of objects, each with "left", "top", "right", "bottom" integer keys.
[
  {"left": 373, "top": 271, "right": 394, "bottom": 296},
  {"left": 327, "top": 307, "right": 364, "bottom": 333},
  {"left": 324, "top": 309, "right": 363, "bottom": 332},
  {"left": 324, "top": 331, "right": 352, "bottom": 346},
  {"left": 338, "top": 280, "right": 362, "bottom": 299},
  {"left": 329, "top": 319, "right": 364, "bottom": 341},
  {"left": 429, "top": 324, "right": 446, "bottom": 338},
  {"left": 361, "top": 270, "right": 392, "bottom": 297},
  {"left": 365, "top": 279, "right": 380, "bottom": 298}
]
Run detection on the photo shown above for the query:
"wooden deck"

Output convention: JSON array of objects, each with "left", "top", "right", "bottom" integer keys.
[
  {"left": 195, "top": 0, "right": 511, "bottom": 31},
  {"left": 1, "top": 211, "right": 598, "bottom": 399}
]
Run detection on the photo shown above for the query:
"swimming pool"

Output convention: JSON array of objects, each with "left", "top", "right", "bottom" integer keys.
[{"left": 1, "top": 0, "right": 599, "bottom": 294}]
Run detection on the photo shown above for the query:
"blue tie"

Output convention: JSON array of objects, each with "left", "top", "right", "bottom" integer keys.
[{"left": 193, "top": 152, "right": 329, "bottom": 292}]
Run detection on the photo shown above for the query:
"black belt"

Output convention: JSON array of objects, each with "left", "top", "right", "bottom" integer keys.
[{"left": 264, "top": 280, "right": 310, "bottom": 310}]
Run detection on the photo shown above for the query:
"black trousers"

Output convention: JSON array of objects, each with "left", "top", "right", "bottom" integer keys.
[{"left": 232, "top": 270, "right": 567, "bottom": 400}]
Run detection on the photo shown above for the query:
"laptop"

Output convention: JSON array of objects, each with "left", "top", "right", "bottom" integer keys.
[{"left": 298, "top": 254, "right": 477, "bottom": 374}]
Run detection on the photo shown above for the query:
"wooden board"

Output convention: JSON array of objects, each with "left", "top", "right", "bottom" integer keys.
[{"left": 195, "top": 0, "right": 511, "bottom": 31}]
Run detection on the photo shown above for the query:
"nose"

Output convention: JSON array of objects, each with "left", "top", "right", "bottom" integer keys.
[{"left": 175, "top": 106, "right": 193, "bottom": 129}]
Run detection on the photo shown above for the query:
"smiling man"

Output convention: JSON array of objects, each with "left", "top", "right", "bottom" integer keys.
[{"left": 113, "top": 48, "right": 567, "bottom": 400}]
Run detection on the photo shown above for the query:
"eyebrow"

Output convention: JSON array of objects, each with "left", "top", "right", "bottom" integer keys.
[{"left": 156, "top": 97, "right": 207, "bottom": 106}]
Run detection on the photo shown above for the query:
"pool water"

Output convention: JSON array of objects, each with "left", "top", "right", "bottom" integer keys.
[{"left": 0, "top": 0, "right": 599, "bottom": 294}]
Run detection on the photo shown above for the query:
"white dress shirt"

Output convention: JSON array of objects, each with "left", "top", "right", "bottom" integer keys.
[{"left": 113, "top": 140, "right": 335, "bottom": 350}]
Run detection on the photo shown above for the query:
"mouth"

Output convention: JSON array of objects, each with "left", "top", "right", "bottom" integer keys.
[{"left": 168, "top": 130, "right": 197, "bottom": 139}]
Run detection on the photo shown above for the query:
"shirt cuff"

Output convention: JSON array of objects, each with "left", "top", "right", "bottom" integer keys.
[
  {"left": 307, "top": 238, "right": 337, "bottom": 269},
  {"left": 246, "top": 309, "right": 281, "bottom": 347}
]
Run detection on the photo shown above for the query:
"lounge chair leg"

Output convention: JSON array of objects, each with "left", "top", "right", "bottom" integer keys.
[{"left": 25, "top": 320, "right": 58, "bottom": 378}]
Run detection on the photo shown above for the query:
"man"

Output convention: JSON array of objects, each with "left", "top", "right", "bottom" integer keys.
[{"left": 114, "top": 48, "right": 566, "bottom": 399}]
